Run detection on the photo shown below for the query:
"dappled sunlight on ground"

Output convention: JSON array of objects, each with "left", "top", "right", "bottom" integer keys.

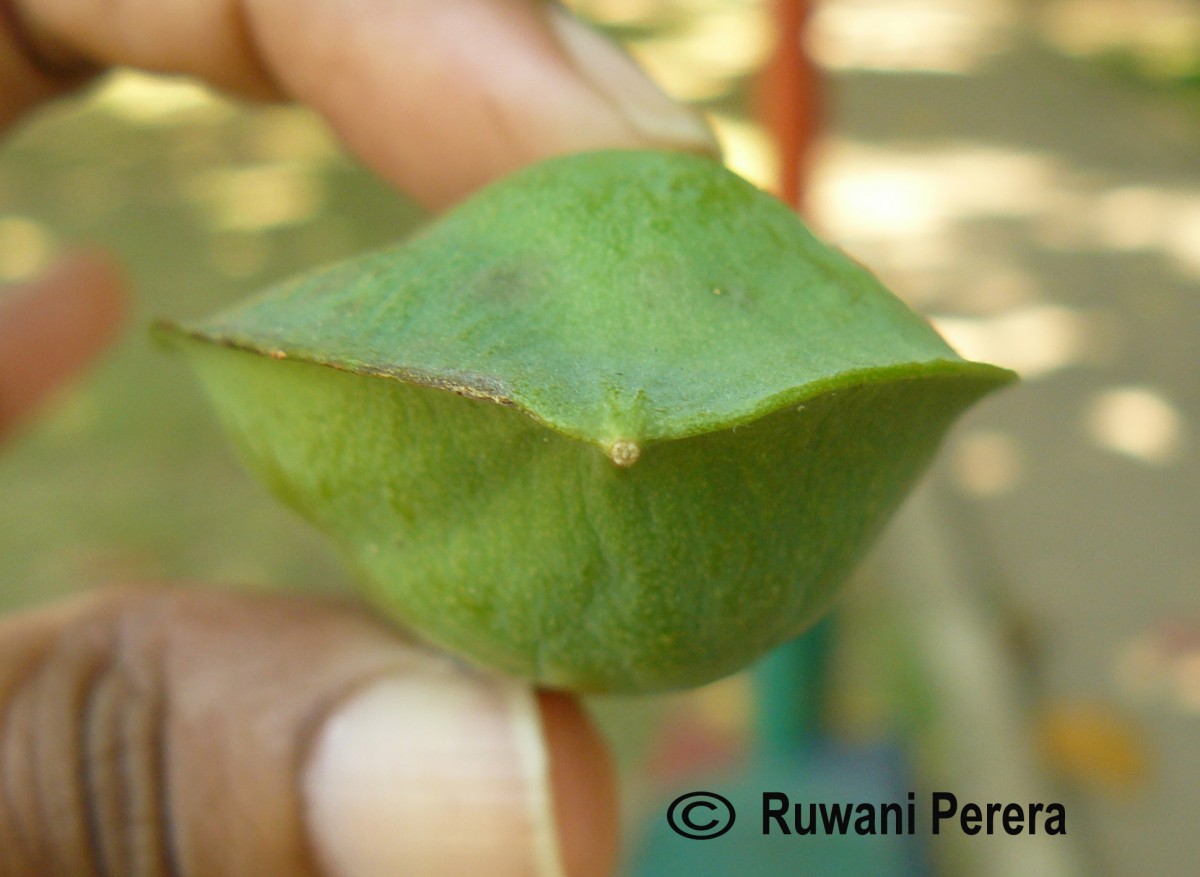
[
  {"left": 932, "top": 305, "right": 1108, "bottom": 379},
  {"left": 1085, "top": 385, "right": 1187, "bottom": 467},
  {"left": 808, "top": 0, "right": 1018, "bottom": 74},
  {"left": 628, "top": 4, "right": 774, "bottom": 99},
  {"left": 182, "top": 162, "right": 328, "bottom": 231},
  {"left": 1039, "top": 0, "right": 1200, "bottom": 82},
  {"left": 811, "top": 141, "right": 1059, "bottom": 241},
  {"left": 798, "top": 1, "right": 1200, "bottom": 873},
  {"left": 948, "top": 428, "right": 1026, "bottom": 496},
  {"left": 0, "top": 215, "right": 55, "bottom": 281},
  {"left": 89, "top": 70, "right": 234, "bottom": 126}
]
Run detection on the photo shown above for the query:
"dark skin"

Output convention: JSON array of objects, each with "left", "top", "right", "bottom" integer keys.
[{"left": 0, "top": 1, "right": 718, "bottom": 874}]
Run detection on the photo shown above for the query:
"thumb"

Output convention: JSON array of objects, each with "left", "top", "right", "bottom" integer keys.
[{"left": 0, "top": 588, "right": 618, "bottom": 877}]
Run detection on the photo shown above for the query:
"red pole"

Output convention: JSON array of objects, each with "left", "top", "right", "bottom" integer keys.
[{"left": 756, "top": 0, "right": 821, "bottom": 212}]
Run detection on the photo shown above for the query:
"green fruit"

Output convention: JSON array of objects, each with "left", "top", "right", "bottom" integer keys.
[{"left": 160, "top": 149, "right": 1013, "bottom": 693}]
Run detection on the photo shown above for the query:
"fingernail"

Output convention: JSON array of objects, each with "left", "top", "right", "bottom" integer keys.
[
  {"left": 546, "top": 3, "right": 720, "bottom": 157},
  {"left": 304, "top": 670, "right": 565, "bottom": 877}
]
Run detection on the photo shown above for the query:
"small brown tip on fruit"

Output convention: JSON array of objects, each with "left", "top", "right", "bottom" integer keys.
[{"left": 608, "top": 440, "right": 640, "bottom": 468}]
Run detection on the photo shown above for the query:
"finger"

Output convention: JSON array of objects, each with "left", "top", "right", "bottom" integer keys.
[
  {"left": 249, "top": 0, "right": 721, "bottom": 206},
  {"left": 0, "top": 0, "right": 96, "bottom": 128},
  {"left": 4, "top": 0, "right": 717, "bottom": 207},
  {"left": 0, "top": 587, "right": 618, "bottom": 877},
  {"left": 0, "top": 249, "right": 125, "bottom": 440}
]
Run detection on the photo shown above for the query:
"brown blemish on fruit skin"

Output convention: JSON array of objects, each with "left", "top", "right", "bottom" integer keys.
[{"left": 156, "top": 319, "right": 517, "bottom": 407}]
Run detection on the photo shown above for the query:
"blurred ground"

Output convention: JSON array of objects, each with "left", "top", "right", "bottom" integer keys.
[
  {"left": 0, "top": 85, "right": 424, "bottom": 607},
  {"left": 1, "top": 2, "right": 1198, "bottom": 876},
  {"left": 806, "top": 3, "right": 1200, "bottom": 875}
]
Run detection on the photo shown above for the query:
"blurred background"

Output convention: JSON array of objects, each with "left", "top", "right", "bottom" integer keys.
[{"left": 1, "top": 1, "right": 1197, "bottom": 875}]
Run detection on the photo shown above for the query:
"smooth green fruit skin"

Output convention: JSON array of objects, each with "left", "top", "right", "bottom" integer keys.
[
  {"left": 168, "top": 150, "right": 1014, "bottom": 693},
  {"left": 183, "top": 342, "right": 1001, "bottom": 693}
]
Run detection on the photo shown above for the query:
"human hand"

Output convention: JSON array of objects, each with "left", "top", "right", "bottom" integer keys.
[
  {"left": 0, "top": 1, "right": 718, "bottom": 874},
  {"left": 0, "top": 588, "right": 616, "bottom": 877}
]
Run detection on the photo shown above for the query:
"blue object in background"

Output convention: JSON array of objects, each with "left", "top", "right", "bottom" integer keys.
[{"left": 628, "top": 621, "right": 928, "bottom": 877}]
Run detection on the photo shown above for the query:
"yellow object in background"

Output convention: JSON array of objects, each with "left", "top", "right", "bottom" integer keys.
[{"left": 1035, "top": 700, "right": 1151, "bottom": 794}]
